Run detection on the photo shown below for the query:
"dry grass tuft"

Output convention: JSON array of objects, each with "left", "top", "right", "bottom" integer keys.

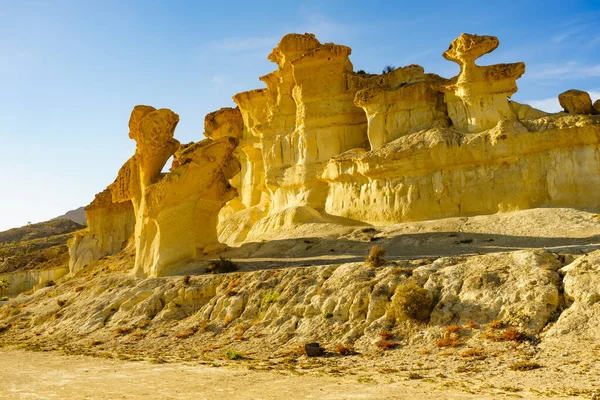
[
  {"left": 137, "top": 319, "right": 152, "bottom": 329},
  {"left": 114, "top": 327, "right": 132, "bottom": 337},
  {"left": 174, "top": 327, "right": 198, "bottom": 339},
  {"left": 443, "top": 324, "right": 462, "bottom": 335},
  {"left": 465, "top": 321, "right": 478, "bottom": 329},
  {"left": 489, "top": 320, "right": 503, "bottom": 330},
  {"left": 375, "top": 340, "right": 398, "bottom": 350},
  {"left": 407, "top": 372, "right": 424, "bottom": 380},
  {"left": 235, "top": 324, "right": 246, "bottom": 341},
  {"left": 460, "top": 349, "right": 486, "bottom": 359},
  {"left": 365, "top": 245, "right": 386, "bottom": 267},
  {"left": 509, "top": 361, "right": 542, "bottom": 371},
  {"left": 436, "top": 334, "right": 461, "bottom": 348},
  {"left": 335, "top": 344, "right": 355, "bottom": 356},
  {"left": 378, "top": 331, "right": 394, "bottom": 340},
  {"left": 501, "top": 328, "right": 527, "bottom": 342}
]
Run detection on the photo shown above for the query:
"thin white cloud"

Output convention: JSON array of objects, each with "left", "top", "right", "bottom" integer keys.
[
  {"left": 528, "top": 61, "right": 600, "bottom": 80},
  {"left": 551, "top": 25, "right": 587, "bottom": 44},
  {"left": 210, "top": 75, "right": 224, "bottom": 84}
]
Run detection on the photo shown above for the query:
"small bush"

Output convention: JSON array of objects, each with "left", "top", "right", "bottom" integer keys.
[
  {"left": 443, "top": 324, "right": 462, "bottom": 336},
  {"left": 56, "top": 299, "right": 66, "bottom": 307},
  {"left": 174, "top": 327, "right": 198, "bottom": 339},
  {"left": 375, "top": 340, "right": 398, "bottom": 350},
  {"left": 335, "top": 344, "right": 355, "bottom": 356},
  {"left": 407, "top": 372, "right": 423, "bottom": 380},
  {"left": 365, "top": 245, "right": 386, "bottom": 267},
  {"left": 460, "top": 349, "right": 486, "bottom": 358},
  {"left": 114, "top": 327, "right": 132, "bottom": 336},
  {"left": 378, "top": 331, "right": 394, "bottom": 340},
  {"left": 436, "top": 335, "right": 461, "bottom": 348},
  {"left": 489, "top": 320, "right": 503, "bottom": 330},
  {"left": 42, "top": 280, "right": 56, "bottom": 287},
  {"left": 502, "top": 328, "right": 526, "bottom": 342},
  {"left": 382, "top": 65, "right": 396, "bottom": 74},
  {"left": 206, "top": 256, "right": 239, "bottom": 274},
  {"left": 356, "top": 69, "right": 367, "bottom": 74},
  {"left": 509, "top": 361, "right": 542, "bottom": 371},
  {"left": 73, "top": 286, "right": 84, "bottom": 293},
  {"left": 225, "top": 349, "right": 243, "bottom": 360},
  {"left": 260, "top": 290, "right": 279, "bottom": 310},
  {"left": 89, "top": 339, "right": 103, "bottom": 346},
  {"left": 137, "top": 319, "right": 152, "bottom": 329},
  {"left": 182, "top": 275, "right": 191, "bottom": 286},
  {"left": 465, "top": 321, "right": 478, "bottom": 329},
  {"left": 324, "top": 312, "right": 334, "bottom": 319},
  {"left": 390, "top": 281, "right": 432, "bottom": 321}
]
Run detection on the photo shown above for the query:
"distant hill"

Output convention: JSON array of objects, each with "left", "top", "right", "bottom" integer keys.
[
  {"left": 0, "top": 219, "right": 85, "bottom": 273},
  {"left": 53, "top": 207, "right": 86, "bottom": 225}
]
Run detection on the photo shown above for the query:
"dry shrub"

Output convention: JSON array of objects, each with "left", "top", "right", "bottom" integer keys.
[
  {"left": 235, "top": 324, "right": 246, "bottom": 341},
  {"left": 501, "top": 328, "right": 526, "bottom": 342},
  {"left": 443, "top": 324, "right": 462, "bottom": 335},
  {"left": 436, "top": 334, "right": 461, "bottom": 348},
  {"left": 73, "top": 286, "right": 84, "bottom": 293},
  {"left": 175, "top": 326, "right": 199, "bottom": 339},
  {"left": 378, "top": 331, "right": 394, "bottom": 340},
  {"left": 509, "top": 361, "right": 542, "bottom": 371},
  {"left": 335, "top": 344, "right": 355, "bottom": 356},
  {"left": 390, "top": 280, "right": 432, "bottom": 321},
  {"left": 182, "top": 275, "right": 191, "bottom": 286},
  {"left": 206, "top": 256, "right": 239, "bottom": 274},
  {"left": 460, "top": 349, "right": 486, "bottom": 358},
  {"left": 465, "top": 321, "right": 478, "bottom": 329},
  {"left": 89, "top": 339, "right": 103, "bottom": 346},
  {"left": 489, "top": 320, "right": 503, "bottom": 330},
  {"left": 365, "top": 246, "right": 386, "bottom": 267},
  {"left": 407, "top": 372, "right": 423, "bottom": 380},
  {"left": 114, "top": 327, "right": 132, "bottom": 336},
  {"left": 56, "top": 299, "right": 66, "bottom": 307},
  {"left": 375, "top": 340, "right": 398, "bottom": 350},
  {"left": 137, "top": 318, "right": 152, "bottom": 329}
]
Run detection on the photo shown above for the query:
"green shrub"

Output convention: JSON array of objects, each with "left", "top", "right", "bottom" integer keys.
[{"left": 225, "top": 349, "right": 243, "bottom": 360}]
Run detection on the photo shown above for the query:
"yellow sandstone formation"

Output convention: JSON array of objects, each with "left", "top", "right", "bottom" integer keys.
[{"left": 70, "top": 32, "right": 600, "bottom": 274}]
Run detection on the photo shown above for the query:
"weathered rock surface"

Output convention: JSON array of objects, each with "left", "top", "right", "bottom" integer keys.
[
  {"left": 70, "top": 106, "right": 240, "bottom": 277},
  {"left": 558, "top": 89, "right": 593, "bottom": 114}
]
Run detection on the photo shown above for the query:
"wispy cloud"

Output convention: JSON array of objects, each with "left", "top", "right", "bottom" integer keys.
[
  {"left": 528, "top": 61, "right": 600, "bottom": 80},
  {"left": 210, "top": 75, "right": 224, "bottom": 84},
  {"left": 526, "top": 90, "right": 600, "bottom": 113},
  {"left": 401, "top": 49, "right": 433, "bottom": 64},
  {"left": 551, "top": 25, "right": 588, "bottom": 44}
]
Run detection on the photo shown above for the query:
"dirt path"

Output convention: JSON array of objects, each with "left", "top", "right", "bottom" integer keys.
[{"left": 0, "top": 349, "right": 538, "bottom": 400}]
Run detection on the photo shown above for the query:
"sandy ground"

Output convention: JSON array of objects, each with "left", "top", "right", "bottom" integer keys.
[
  {"left": 2, "top": 349, "right": 583, "bottom": 400},
  {"left": 0, "top": 349, "right": 506, "bottom": 400}
]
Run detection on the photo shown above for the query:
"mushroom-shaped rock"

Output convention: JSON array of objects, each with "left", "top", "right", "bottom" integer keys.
[
  {"left": 442, "top": 33, "right": 525, "bottom": 133},
  {"left": 558, "top": 90, "right": 593, "bottom": 114}
]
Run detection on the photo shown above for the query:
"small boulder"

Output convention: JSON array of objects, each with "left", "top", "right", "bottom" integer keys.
[
  {"left": 304, "top": 342, "right": 324, "bottom": 357},
  {"left": 593, "top": 99, "right": 600, "bottom": 115},
  {"left": 558, "top": 89, "right": 593, "bottom": 114}
]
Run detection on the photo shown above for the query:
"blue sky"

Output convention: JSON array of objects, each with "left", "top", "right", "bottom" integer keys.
[{"left": 1, "top": 0, "right": 599, "bottom": 230}]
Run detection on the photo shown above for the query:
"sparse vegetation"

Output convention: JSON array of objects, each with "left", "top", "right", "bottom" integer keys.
[
  {"left": 114, "top": 327, "right": 133, "bottom": 336},
  {"left": 174, "top": 327, "right": 198, "bottom": 339},
  {"left": 390, "top": 280, "right": 432, "bottom": 321},
  {"left": 407, "top": 372, "right": 424, "bottom": 380},
  {"left": 365, "top": 245, "right": 386, "bottom": 267},
  {"left": 182, "top": 275, "right": 191, "bottom": 286},
  {"left": 260, "top": 290, "right": 279, "bottom": 310},
  {"left": 443, "top": 324, "right": 462, "bottom": 335},
  {"left": 460, "top": 349, "right": 486, "bottom": 359},
  {"left": 436, "top": 335, "right": 461, "bottom": 348},
  {"left": 509, "top": 361, "right": 542, "bottom": 371},
  {"left": 465, "top": 321, "right": 478, "bottom": 329},
  {"left": 206, "top": 256, "right": 239, "bottom": 274},
  {"left": 225, "top": 349, "right": 243, "bottom": 360},
  {"left": 378, "top": 331, "right": 394, "bottom": 340},
  {"left": 382, "top": 65, "right": 395, "bottom": 74},
  {"left": 501, "top": 328, "right": 526, "bottom": 342},
  {"left": 356, "top": 69, "right": 367, "bottom": 74},
  {"left": 489, "top": 320, "right": 503, "bottom": 329},
  {"left": 335, "top": 344, "right": 355, "bottom": 356},
  {"left": 375, "top": 340, "right": 398, "bottom": 350}
]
